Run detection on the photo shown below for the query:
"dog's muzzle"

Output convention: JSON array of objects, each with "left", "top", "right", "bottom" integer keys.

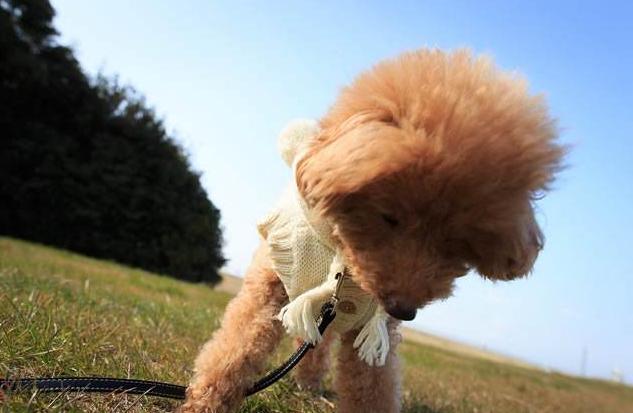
[{"left": 383, "top": 300, "right": 417, "bottom": 321}]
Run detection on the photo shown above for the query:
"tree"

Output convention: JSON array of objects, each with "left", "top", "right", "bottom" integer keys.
[{"left": 0, "top": 0, "right": 226, "bottom": 283}]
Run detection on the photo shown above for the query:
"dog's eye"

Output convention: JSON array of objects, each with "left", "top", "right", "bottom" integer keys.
[{"left": 381, "top": 213, "right": 399, "bottom": 228}]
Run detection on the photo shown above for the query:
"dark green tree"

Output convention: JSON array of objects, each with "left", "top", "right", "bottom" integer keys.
[{"left": 0, "top": 0, "right": 225, "bottom": 283}]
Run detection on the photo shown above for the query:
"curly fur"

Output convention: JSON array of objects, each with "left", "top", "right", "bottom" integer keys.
[
  {"left": 293, "top": 330, "right": 335, "bottom": 391},
  {"left": 297, "top": 49, "right": 564, "bottom": 311},
  {"left": 181, "top": 49, "right": 564, "bottom": 413}
]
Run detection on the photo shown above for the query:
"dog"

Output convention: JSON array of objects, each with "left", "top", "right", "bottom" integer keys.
[{"left": 181, "top": 49, "right": 564, "bottom": 413}]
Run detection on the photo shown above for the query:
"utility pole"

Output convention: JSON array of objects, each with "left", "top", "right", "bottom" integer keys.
[{"left": 580, "top": 346, "right": 587, "bottom": 376}]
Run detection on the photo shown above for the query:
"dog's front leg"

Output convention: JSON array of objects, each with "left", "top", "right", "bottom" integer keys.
[
  {"left": 181, "top": 243, "right": 287, "bottom": 413},
  {"left": 335, "top": 318, "right": 403, "bottom": 413},
  {"left": 293, "top": 329, "right": 335, "bottom": 391}
]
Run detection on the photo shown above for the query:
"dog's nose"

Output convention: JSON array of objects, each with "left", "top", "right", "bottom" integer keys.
[{"left": 384, "top": 301, "right": 417, "bottom": 321}]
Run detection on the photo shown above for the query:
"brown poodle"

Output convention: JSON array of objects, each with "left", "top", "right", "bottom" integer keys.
[{"left": 181, "top": 49, "right": 564, "bottom": 413}]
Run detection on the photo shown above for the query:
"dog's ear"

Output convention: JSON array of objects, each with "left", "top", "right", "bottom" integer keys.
[
  {"left": 462, "top": 202, "right": 544, "bottom": 281},
  {"left": 295, "top": 118, "right": 422, "bottom": 215}
]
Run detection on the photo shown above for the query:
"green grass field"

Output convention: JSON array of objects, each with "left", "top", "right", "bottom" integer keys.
[{"left": 2, "top": 237, "right": 632, "bottom": 412}]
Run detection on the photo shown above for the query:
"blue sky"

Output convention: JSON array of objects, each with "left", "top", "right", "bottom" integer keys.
[{"left": 51, "top": 1, "right": 632, "bottom": 383}]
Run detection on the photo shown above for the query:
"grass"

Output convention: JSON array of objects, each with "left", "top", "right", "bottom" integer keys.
[{"left": 1, "top": 237, "right": 632, "bottom": 412}]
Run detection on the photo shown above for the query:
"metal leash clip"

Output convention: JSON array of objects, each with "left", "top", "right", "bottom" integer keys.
[{"left": 329, "top": 271, "right": 346, "bottom": 311}]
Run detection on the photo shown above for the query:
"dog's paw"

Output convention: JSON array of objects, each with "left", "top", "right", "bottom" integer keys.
[
  {"left": 180, "top": 377, "right": 242, "bottom": 413},
  {"left": 180, "top": 388, "right": 219, "bottom": 413}
]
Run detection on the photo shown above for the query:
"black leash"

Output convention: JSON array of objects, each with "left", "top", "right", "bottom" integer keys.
[
  {"left": 1, "top": 278, "right": 341, "bottom": 401},
  {"left": 0, "top": 377, "right": 186, "bottom": 400},
  {"left": 247, "top": 301, "right": 335, "bottom": 395}
]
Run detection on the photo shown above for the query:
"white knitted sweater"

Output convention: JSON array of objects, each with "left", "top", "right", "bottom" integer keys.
[{"left": 257, "top": 120, "right": 390, "bottom": 366}]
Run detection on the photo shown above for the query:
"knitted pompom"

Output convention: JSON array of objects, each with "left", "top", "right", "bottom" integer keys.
[{"left": 278, "top": 119, "right": 319, "bottom": 166}]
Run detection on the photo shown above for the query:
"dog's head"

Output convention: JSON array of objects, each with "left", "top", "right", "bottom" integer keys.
[{"left": 296, "top": 50, "right": 565, "bottom": 320}]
